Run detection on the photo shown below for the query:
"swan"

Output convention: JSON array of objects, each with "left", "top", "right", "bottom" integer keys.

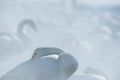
[
  {"left": 69, "top": 67, "right": 107, "bottom": 80},
  {"left": 0, "top": 19, "right": 37, "bottom": 62},
  {"left": 69, "top": 73, "right": 106, "bottom": 80},
  {"left": 0, "top": 47, "right": 78, "bottom": 80},
  {"left": 0, "top": 32, "right": 22, "bottom": 60},
  {"left": 16, "top": 19, "right": 37, "bottom": 49},
  {"left": 98, "top": 12, "right": 120, "bottom": 34},
  {"left": 83, "top": 67, "right": 109, "bottom": 80},
  {"left": 0, "top": 19, "right": 37, "bottom": 53}
]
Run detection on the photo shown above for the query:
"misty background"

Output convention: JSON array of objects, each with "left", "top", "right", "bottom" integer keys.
[{"left": 0, "top": 0, "right": 120, "bottom": 80}]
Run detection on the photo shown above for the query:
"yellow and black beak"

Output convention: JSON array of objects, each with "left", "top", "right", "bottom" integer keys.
[{"left": 32, "top": 54, "right": 36, "bottom": 59}]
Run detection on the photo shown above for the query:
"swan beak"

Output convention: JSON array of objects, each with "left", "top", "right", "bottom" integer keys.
[{"left": 32, "top": 54, "right": 36, "bottom": 59}]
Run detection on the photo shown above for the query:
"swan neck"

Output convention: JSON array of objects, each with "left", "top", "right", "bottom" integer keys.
[
  {"left": 42, "top": 50, "right": 63, "bottom": 57},
  {"left": 17, "top": 22, "right": 25, "bottom": 34},
  {"left": 17, "top": 19, "right": 36, "bottom": 34},
  {"left": 37, "top": 48, "right": 64, "bottom": 57}
]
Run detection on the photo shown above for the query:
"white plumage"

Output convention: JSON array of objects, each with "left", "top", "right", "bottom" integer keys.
[
  {"left": 16, "top": 19, "right": 37, "bottom": 49},
  {"left": 69, "top": 67, "right": 109, "bottom": 80},
  {"left": 0, "top": 19, "right": 37, "bottom": 59},
  {"left": 0, "top": 47, "right": 78, "bottom": 80},
  {"left": 69, "top": 73, "right": 106, "bottom": 80},
  {"left": 0, "top": 32, "right": 22, "bottom": 61},
  {"left": 83, "top": 67, "right": 109, "bottom": 80}
]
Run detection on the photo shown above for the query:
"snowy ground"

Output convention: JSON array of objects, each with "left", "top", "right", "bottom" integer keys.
[{"left": 0, "top": 0, "right": 120, "bottom": 80}]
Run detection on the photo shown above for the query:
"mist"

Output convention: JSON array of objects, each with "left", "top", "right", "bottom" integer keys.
[{"left": 0, "top": 0, "right": 120, "bottom": 80}]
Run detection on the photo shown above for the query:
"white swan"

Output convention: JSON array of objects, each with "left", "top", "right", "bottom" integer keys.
[
  {"left": 69, "top": 73, "right": 106, "bottom": 80},
  {"left": 0, "top": 19, "right": 37, "bottom": 52},
  {"left": 69, "top": 67, "right": 107, "bottom": 80},
  {"left": 68, "top": 67, "right": 107, "bottom": 80},
  {"left": 0, "top": 32, "right": 22, "bottom": 60},
  {"left": 0, "top": 19, "right": 37, "bottom": 61},
  {"left": 0, "top": 47, "right": 78, "bottom": 80},
  {"left": 16, "top": 19, "right": 37, "bottom": 49},
  {"left": 83, "top": 67, "right": 109, "bottom": 80}
]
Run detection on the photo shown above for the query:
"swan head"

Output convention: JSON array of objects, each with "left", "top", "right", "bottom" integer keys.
[
  {"left": 32, "top": 47, "right": 64, "bottom": 58},
  {"left": 17, "top": 19, "right": 37, "bottom": 34},
  {"left": 24, "top": 19, "right": 37, "bottom": 32}
]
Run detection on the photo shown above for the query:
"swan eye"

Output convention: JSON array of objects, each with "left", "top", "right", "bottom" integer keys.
[
  {"left": 34, "top": 53, "right": 37, "bottom": 55},
  {"left": 32, "top": 53, "right": 37, "bottom": 59}
]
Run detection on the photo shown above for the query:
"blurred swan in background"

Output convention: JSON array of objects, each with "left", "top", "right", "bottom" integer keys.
[
  {"left": 83, "top": 67, "right": 109, "bottom": 80},
  {"left": 0, "top": 32, "right": 22, "bottom": 60},
  {"left": 100, "top": 52, "right": 120, "bottom": 80},
  {"left": 98, "top": 11, "right": 120, "bottom": 35},
  {"left": 0, "top": 19, "right": 37, "bottom": 60},
  {"left": 69, "top": 73, "right": 106, "bottom": 80},
  {"left": 16, "top": 19, "right": 37, "bottom": 49},
  {"left": 0, "top": 47, "right": 78, "bottom": 80},
  {"left": 69, "top": 66, "right": 108, "bottom": 80}
]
